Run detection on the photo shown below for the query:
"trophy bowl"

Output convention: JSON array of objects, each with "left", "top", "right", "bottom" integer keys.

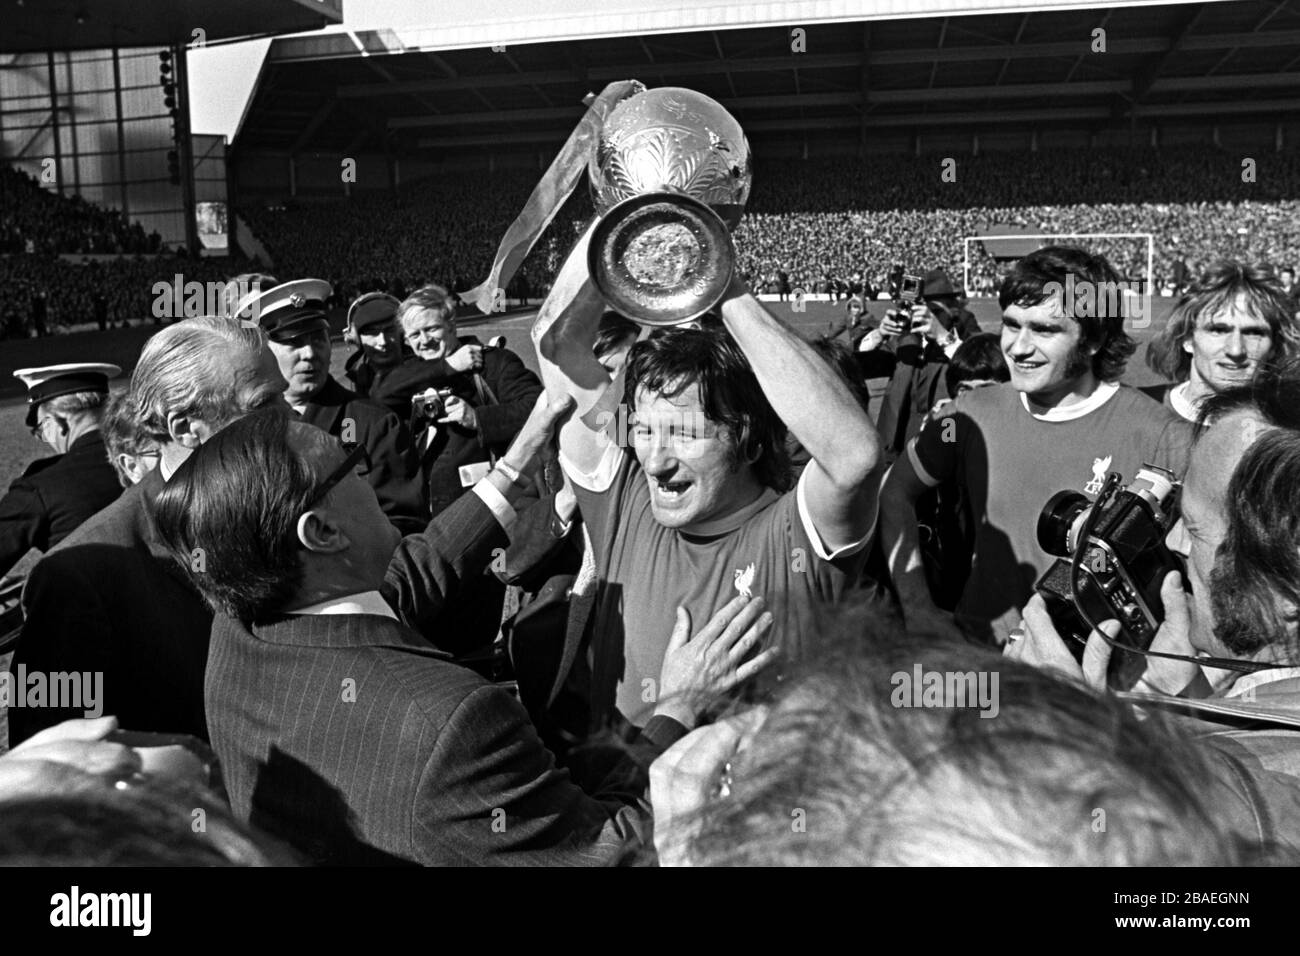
[
  {"left": 588, "top": 191, "right": 734, "bottom": 326},
  {"left": 588, "top": 87, "right": 751, "bottom": 325}
]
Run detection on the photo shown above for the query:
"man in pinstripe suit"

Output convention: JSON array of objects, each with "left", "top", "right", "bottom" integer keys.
[{"left": 155, "top": 399, "right": 774, "bottom": 866}]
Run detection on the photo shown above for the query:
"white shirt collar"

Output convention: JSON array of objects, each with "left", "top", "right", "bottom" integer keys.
[
  {"left": 1019, "top": 381, "right": 1119, "bottom": 422},
  {"left": 1168, "top": 380, "right": 1200, "bottom": 423},
  {"left": 287, "top": 590, "right": 398, "bottom": 620}
]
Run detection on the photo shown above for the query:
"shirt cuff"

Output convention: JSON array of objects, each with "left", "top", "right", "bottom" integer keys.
[
  {"left": 905, "top": 439, "right": 942, "bottom": 488},
  {"left": 794, "top": 467, "right": 874, "bottom": 561},
  {"left": 472, "top": 478, "right": 516, "bottom": 532}
]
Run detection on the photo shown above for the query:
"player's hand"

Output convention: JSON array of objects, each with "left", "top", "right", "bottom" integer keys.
[
  {"left": 437, "top": 394, "right": 478, "bottom": 431},
  {"left": 650, "top": 706, "right": 769, "bottom": 867},
  {"left": 447, "top": 343, "right": 484, "bottom": 373},
  {"left": 654, "top": 595, "right": 777, "bottom": 730}
]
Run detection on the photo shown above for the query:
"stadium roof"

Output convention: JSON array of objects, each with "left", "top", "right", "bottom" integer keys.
[
  {"left": 232, "top": 0, "right": 1300, "bottom": 160},
  {"left": 0, "top": 0, "right": 341, "bottom": 53}
]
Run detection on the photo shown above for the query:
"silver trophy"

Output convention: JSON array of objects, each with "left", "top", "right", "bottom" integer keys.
[{"left": 587, "top": 87, "right": 752, "bottom": 326}]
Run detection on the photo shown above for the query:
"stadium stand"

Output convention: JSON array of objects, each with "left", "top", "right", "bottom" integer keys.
[
  {"left": 5, "top": 147, "right": 1300, "bottom": 339},
  {"left": 234, "top": 148, "right": 1300, "bottom": 304}
]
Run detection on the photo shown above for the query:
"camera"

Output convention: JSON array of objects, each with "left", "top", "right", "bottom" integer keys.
[
  {"left": 883, "top": 264, "right": 925, "bottom": 337},
  {"left": 887, "top": 264, "right": 924, "bottom": 308},
  {"left": 412, "top": 387, "right": 454, "bottom": 419},
  {"left": 1034, "top": 464, "right": 1183, "bottom": 690}
]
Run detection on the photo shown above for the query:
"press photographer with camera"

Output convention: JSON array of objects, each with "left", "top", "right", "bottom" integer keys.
[
  {"left": 376, "top": 284, "right": 544, "bottom": 518},
  {"left": 374, "top": 283, "right": 545, "bottom": 654},
  {"left": 880, "top": 246, "right": 1193, "bottom": 646},
  {"left": 872, "top": 267, "right": 984, "bottom": 459},
  {"left": 1008, "top": 359, "right": 1300, "bottom": 744},
  {"left": 1004, "top": 360, "right": 1300, "bottom": 848}
]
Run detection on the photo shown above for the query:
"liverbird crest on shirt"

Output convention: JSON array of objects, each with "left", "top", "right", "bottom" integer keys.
[
  {"left": 733, "top": 563, "right": 756, "bottom": 598},
  {"left": 1084, "top": 455, "right": 1113, "bottom": 496}
]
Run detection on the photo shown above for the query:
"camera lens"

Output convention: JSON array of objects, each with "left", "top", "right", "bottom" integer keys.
[{"left": 1037, "top": 490, "right": 1091, "bottom": 557}]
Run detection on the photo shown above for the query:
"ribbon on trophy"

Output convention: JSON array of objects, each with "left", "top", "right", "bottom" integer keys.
[{"left": 460, "top": 79, "right": 646, "bottom": 314}]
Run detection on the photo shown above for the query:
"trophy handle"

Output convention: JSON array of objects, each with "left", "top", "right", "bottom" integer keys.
[{"left": 587, "top": 191, "right": 736, "bottom": 327}]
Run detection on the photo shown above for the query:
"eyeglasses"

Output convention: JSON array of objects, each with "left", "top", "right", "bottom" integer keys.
[{"left": 307, "top": 442, "right": 372, "bottom": 506}]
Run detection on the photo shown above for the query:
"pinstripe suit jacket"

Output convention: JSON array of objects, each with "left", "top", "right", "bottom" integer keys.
[{"left": 207, "top": 491, "right": 671, "bottom": 865}]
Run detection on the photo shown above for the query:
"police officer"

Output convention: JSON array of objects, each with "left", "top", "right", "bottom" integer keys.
[
  {"left": 343, "top": 291, "right": 410, "bottom": 398},
  {"left": 0, "top": 363, "right": 124, "bottom": 580},
  {"left": 237, "top": 279, "right": 422, "bottom": 530}
]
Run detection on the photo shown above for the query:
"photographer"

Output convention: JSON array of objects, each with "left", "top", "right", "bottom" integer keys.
[
  {"left": 377, "top": 284, "right": 544, "bottom": 519},
  {"left": 872, "top": 268, "right": 984, "bottom": 459},
  {"left": 376, "top": 284, "right": 544, "bottom": 654},
  {"left": 880, "top": 246, "right": 1192, "bottom": 646},
  {"left": 1007, "top": 360, "right": 1300, "bottom": 785}
]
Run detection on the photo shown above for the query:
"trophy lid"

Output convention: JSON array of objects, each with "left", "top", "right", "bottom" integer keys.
[{"left": 589, "top": 87, "right": 751, "bottom": 229}]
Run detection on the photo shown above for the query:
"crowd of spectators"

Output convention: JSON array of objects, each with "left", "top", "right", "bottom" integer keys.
[
  {"left": 0, "top": 167, "right": 160, "bottom": 256},
  {"left": 238, "top": 148, "right": 1300, "bottom": 301},
  {"left": 236, "top": 170, "right": 576, "bottom": 308},
  {"left": 5, "top": 147, "right": 1300, "bottom": 339},
  {"left": 0, "top": 254, "right": 251, "bottom": 338}
]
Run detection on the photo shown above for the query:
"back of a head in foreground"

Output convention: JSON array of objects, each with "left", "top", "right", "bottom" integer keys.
[
  {"left": 0, "top": 780, "right": 296, "bottom": 866},
  {"left": 685, "top": 613, "right": 1269, "bottom": 866}
]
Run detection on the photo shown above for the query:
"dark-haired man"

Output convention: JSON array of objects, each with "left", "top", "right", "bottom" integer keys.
[
  {"left": 533, "top": 224, "right": 882, "bottom": 731},
  {"left": 154, "top": 401, "right": 774, "bottom": 865},
  {"left": 881, "top": 246, "right": 1193, "bottom": 646}
]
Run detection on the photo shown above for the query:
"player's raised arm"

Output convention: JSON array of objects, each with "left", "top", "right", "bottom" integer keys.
[
  {"left": 717, "top": 273, "right": 882, "bottom": 550},
  {"left": 531, "top": 220, "right": 614, "bottom": 477}
]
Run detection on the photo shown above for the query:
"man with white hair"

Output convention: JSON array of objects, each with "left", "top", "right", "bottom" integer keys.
[{"left": 8, "top": 316, "right": 287, "bottom": 744}]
